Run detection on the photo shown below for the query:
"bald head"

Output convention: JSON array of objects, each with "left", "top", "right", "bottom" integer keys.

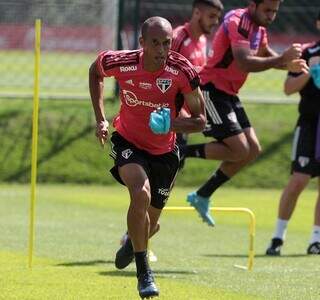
[
  {"left": 139, "top": 17, "right": 173, "bottom": 71},
  {"left": 141, "top": 16, "right": 172, "bottom": 40}
]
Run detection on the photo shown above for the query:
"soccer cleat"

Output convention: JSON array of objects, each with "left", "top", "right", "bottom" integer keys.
[
  {"left": 307, "top": 242, "right": 320, "bottom": 255},
  {"left": 186, "top": 191, "right": 215, "bottom": 227},
  {"left": 115, "top": 237, "right": 134, "bottom": 269},
  {"left": 266, "top": 238, "right": 283, "bottom": 256},
  {"left": 120, "top": 232, "right": 128, "bottom": 246},
  {"left": 137, "top": 270, "right": 159, "bottom": 299}
]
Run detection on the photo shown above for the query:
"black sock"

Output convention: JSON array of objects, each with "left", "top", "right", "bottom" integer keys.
[
  {"left": 197, "top": 169, "right": 230, "bottom": 198},
  {"left": 184, "top": 144, "right": 206, "bottom": 158},
  {"left": 135, "top": 250, "right": 150, "bottom": 277}
]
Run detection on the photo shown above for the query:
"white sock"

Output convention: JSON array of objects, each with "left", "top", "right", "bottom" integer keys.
[
  {"left": 309, "top": 225, "right": 320, "bottom": 244},
  {"left": 273, "top": 218, "right": 288, "bottom": 241}
]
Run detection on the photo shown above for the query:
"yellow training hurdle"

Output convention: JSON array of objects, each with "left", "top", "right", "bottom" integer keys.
[{"left": 161, "top": 206, "right": 256, "bottom": 271}]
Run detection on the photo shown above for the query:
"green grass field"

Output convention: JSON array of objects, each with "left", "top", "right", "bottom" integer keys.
[{"left": 1, "top": 184, "right": 319, "bottom": 299}]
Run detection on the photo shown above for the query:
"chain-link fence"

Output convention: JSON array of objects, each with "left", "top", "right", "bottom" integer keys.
[
  {"left": 119, "top": 0, "right": 320, "bottom": 102},
  {"left": 0, "top": 0, "right": 118, "bottom": 99},
  {"left": 1, "top": 0, "right": 319, "bottom": 101}
]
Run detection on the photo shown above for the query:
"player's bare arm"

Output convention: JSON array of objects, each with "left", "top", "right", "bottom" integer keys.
[
  {"left": 284, "top": 73, "right": 311, "bottom": 95},
  {"left": 233, "top": 43, "right": 306, "bottom": 73},
  {"left": 260, "top": 44, "right": 309, "bottom": 73},
  {"left": 89, "top": 61, "right": 109, "bottom": 145},
  {"left": 284, "top": 55, "right": 320, "bottom": 95},
  {"left": 284, "top": 55, "right": 319, "bottom": 95},
  {"left": 171, "top": 87, "right": 206, "bottom": 133}
]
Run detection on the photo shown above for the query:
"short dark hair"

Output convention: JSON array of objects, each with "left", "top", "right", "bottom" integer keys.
[
  {"left": 251, "top": 0, "right": 283, "bottom": 5},
  {"left": 192, "top": 0, "right": 224, "bottom": 11},
  {"left": 318, "top": 11, "right": 320, "bottom": 21}
]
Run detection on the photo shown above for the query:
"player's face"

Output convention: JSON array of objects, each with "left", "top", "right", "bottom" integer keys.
[
  {"left": 140, "top": 27, "right": 172, "bottom": 68},
  {"left": 198, "top": 7, "right": 222, "bottom": 34},
  {"left": 251, "top": 0, "right": 280, "bottom": 27},
  {"left": 317, "top": 20, "right": 320, "bottom": 31}
]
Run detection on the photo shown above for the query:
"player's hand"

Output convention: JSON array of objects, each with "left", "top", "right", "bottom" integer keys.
[
  {"left": 287, "top": 59, "right": 309, "bottom": 74},
  {"left": 310, "top": 64, "right": 320, "bottom": 89},
  {"left": 281, "top": 43, "right": 302, "bottom": 63},
  {"left": 96, "top": 120, "right": 109, "bottom": 146},
  {"left": 149, "top": 107, "right": 171, "bottom": 134}
]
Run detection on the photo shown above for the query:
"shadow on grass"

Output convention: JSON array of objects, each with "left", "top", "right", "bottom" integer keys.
[
  {"left": 99, "top": 269, "right": 195, "bottom": 278},
  {"left": 56, "top": 259, "right": 114, "bottom": 267},
  {"left": 255, "top": 132, "right": 292, "bottom": 164},
  {"left": 203, "top": 253, "right": 308, "bottom": 258},
  {"left": 5, "top": 112, "right": 94, "bottom": 181}
]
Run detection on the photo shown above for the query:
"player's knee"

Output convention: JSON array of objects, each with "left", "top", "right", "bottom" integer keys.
[
  {"left": 249, "top": 142, "right": 262, "bottom": 161},
  {"left": 230, "top": 142, "right": 250, "bottom": 161},
  {"left": 289, "top": 177, "right": 308, "bottom": 193},
  {"left": 129, "top": 185, "right": 151, "bottom": 210}
]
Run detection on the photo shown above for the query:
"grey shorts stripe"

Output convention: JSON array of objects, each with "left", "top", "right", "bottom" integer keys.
[
  {"left": 291, "top": 126, "right": 301, "bottom": 161},
  {"left": 203, "top": 91, "right": 222, "bottom": 125}
]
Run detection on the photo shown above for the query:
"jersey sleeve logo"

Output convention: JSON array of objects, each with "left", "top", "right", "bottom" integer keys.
[{"left": 156, "top": 78, "right": 172, "bottom": 93}]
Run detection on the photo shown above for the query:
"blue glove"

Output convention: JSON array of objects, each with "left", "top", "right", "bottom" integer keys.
[
  {"left": 310, "top": 64, "right": 320, "bottom": 89},
  {"left": 149, "top": 107, "right": 171, "bottom": 134}
]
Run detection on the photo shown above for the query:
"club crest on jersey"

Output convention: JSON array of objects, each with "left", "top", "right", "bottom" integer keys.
[
  {"left": 156, "top": 78, "right": 172, "bottom": 93},
  {"left": 298, "top": 156, "right": 310, "bottom": 168},
  {"left": 122, "top": 149, "right": 133, "bottom": 159}
]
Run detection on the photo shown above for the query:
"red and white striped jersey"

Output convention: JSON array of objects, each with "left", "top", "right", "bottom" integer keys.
[
  {"left": 172, "top": 22, "right": 207, "bottom": 72},
  {"left": 200, "top": 8, "right": 268, "bottom": 95},
  {"left": 96, "top": 49, "right": 199, "bottom": 155}
]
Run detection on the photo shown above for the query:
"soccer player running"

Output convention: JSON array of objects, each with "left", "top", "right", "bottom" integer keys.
[
  {"left": 172, "top": 0, "right": 223, "bottom": 169},
  {"left": 183, "top": 0, "right": 309, "bottom": 226},
  {"left": 266, "top": 12, "right": 320, "bottom": 256},
  {"left": 89, "top": 17, "right": 206, "bottom": 299},
  {"left": 118, "top": 0, "right": 223, "bottom": 253}
]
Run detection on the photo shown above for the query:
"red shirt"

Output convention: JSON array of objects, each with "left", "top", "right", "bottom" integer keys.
[
  {"left": 200, "top": 8, "right": 268, "bottom": 95},
  {"left": 96, "top": 49, "right": 199, "bottom": 155},
  {"left": 172, "top": 23, "right": 207, "bottom": 72}
]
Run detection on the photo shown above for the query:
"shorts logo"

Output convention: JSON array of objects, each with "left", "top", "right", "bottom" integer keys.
[
  {"left": 158, "top": 188, "right": 170, "bottom": 197},
  {"left": 156, "top": 78, "right": 172, "bottom": 93},
  {"left": 120, "top": 65, "right": 137, "bottom": 72},
  {"left": 298, "top": 156, "right": 310, "bottom": 168},
  {"left": 227, "top": 112, "right": 238, "bottom": 123},
  {"left": 122, "top": 149, "right": 133, "bottom": 159}
]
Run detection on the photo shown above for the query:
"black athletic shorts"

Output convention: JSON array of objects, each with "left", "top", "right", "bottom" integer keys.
[
  {"left": 291, "top": 115, "right": 320, "bottom": 177},
  {"left": 109, "top": 131, "right": 180, "bottom": 209},
  {"left": 201, "top": 83, "right": 251, "bottom": 141}
]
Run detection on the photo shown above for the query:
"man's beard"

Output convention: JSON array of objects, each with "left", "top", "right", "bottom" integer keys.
[{"left": 199, "top": 19, "right": 211, "bottom": 35}]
